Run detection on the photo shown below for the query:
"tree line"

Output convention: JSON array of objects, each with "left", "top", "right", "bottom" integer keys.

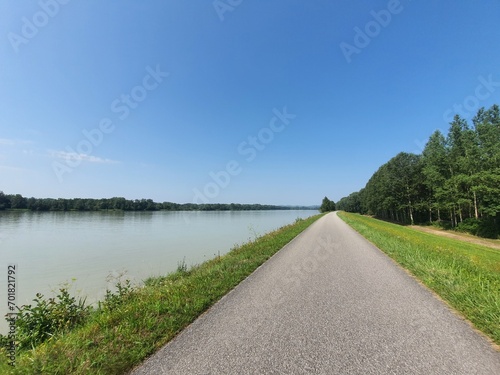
[
  {"left": 0, "top": 193, "right": 316, "bottom": 212},
  {"left": 337, "top": 104, "right": 500, "bottom": 238}
]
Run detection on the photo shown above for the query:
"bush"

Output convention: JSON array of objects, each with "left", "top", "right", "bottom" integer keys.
[
  {"left": 6, "top": 288, "right": 90, "bottom": 351},
  {"left": 98, "top": 279, "right": 134, "bottom": 312},
  {"left": 456, "top": 217, "right": 499, "bottom": 239},
  {"left": 431, "top": 220, "right": 453, "bottom": 230},
  {"left": 0, "top": 281, "right": 138, "bottom": 354},
  {"left": 456, "top": 218, "right": 480, "bottom": 235},
  {"left": 477, "top": 218, "right": 499, "bottom": 239}
]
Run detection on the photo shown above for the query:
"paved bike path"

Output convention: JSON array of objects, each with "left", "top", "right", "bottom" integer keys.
[{"left": 131, "top": 212, "right": 500, "bottom": 374}]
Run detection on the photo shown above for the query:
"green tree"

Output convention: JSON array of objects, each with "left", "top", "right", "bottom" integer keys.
[
  {"left": 341, "top": 104, "right": 500, "bottom": 237},
  {"left": 422, "top": 130, "right": 449, "bottom": 221},
  {"left": 320, "top": 197, "right": 336, "bottom": 213},
  {"left": 337, "top": 191, "right": 363, "bottom": 213},
  {"left": 0, "top": 191, "right": 9, "bottom": 210}
]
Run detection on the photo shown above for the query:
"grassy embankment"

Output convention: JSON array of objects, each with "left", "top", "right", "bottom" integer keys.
[
  {"left": 338, "top": 212, "right": 500, "bottom": 346},
  {"left": 0, "top": 214, "right": 323, "bottom": 374}
]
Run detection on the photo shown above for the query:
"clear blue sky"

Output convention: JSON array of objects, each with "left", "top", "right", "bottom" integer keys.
[{"left": 1, "top": 0, "right": 499, "bottom": 205}]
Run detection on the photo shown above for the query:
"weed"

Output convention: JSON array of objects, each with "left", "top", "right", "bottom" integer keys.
[
  {"left": 4, "top": 288, "right": 90, "bottom": 351},
  {"left": 176, "top": 257, "right": 188, "bottom": 274},
  {"left": 98, "top": 279, "right": 135, "bottom": 312}
]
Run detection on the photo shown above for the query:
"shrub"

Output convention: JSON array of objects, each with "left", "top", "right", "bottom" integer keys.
[
  {"left": 456, "top": 218, "right": 480, "bottom": 235},
  {"left": 9, "top": 288, "right": 90, "bottom": 351},
  {"left": 477, "top": 218, "right": 499, "bottom": 239},
  {"left": 455, "top": 217, "right": 499, "bottom": 239},
  {"left": 98, "top": 279, "right": 134, "bottom": 312}
]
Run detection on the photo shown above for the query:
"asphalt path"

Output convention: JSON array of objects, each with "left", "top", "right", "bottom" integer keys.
[{"left": 131, "top": 212, "right": 500, "bottom": 374}]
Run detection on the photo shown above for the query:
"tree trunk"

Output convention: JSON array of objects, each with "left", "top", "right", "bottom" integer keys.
[
  {"left": 473, "top": 190, "right": 479, "bottom": 219},
  {"left": 454, "top": 207, "right": 458, "bottom": 225}
]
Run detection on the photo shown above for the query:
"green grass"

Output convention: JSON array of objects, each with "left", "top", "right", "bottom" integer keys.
[
  {"left": 338, "top": 212, "right": 500, "bottom": 346},
  {"left": 0, "top": 214, "right": 323, "bottom": 375}
]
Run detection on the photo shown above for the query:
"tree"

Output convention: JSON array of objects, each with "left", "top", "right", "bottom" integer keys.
[
  {"left": 320, "top": 197, "right": 336, "bottom": 213},
  {"left": 361, "top": 153, "right": 425, "bottom": 224},
  {"left": 0, "top": 191, "right": 9, "bottom": 210},
  {"left": 10, "top": 194, "right": 28, "bottom": 209},
  {"left": 337, "top": 191, "right": 363, "bottom": 213},
  {"left": 338, "top": 104, "right": 500, "bottom": 237},
  {"left": 422, "top": 130, "right": 449, "bottom": 221}
]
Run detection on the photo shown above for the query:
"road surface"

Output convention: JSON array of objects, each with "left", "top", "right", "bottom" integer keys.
[{"left": 131, "top": 212, "right": 500, "bottom": 374}]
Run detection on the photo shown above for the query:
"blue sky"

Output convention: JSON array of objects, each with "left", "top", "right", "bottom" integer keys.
[{"left": 1, "top": 0, "right": 499, "bottom": 206}]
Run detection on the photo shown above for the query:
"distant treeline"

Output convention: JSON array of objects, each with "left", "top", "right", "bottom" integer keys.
[
  {"left": 337, "top": 104, "right": 500, "bottom": 238},
  {"left": 0, "top": 192, "right": 316, "bottom": 212}
]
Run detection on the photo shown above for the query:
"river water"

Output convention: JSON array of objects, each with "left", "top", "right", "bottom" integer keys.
[{"left": 0, "top": 209, "right": 316, "bottom": 333}]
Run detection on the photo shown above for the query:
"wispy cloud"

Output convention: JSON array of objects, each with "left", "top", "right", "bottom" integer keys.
[
  {"left": 50, "top": 150, "right": 119, "bottom": 164},
  {"left": 0, "top": 138, "right": 16, "bottom": 145}
]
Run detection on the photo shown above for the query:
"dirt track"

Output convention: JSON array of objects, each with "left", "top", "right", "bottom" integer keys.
[{"left": 410, "top": 225, "right": 500, "bottom": 250}]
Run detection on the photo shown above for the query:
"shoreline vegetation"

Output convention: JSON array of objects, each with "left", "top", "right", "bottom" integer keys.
[
  {"left": 0, "top": 192, "right": 318, "bottom": 212},
  {"left": 0, "top": 214, "right": 323, "bottom": 374},
  {"left": 338, "top": 212, "right": 500, "bottom": 348}
]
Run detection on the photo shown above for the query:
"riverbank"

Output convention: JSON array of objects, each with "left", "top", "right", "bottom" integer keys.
[
  {"left": 0, "top": 214, "right": 323, "bottom": 374},
  {"left": 338, "top": 212, "right": 500, "bottom": 348}
]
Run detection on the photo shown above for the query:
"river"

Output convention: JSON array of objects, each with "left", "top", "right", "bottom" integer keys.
[{"left": 0, "top": 209, "right": 316, "bottom": 333}]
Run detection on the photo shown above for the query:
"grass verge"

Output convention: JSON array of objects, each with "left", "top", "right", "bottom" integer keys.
[
  {"left": 0, "top": 214, "right": 323, "bottom": 374},
  {"left": 338, "top": 212, "right": 500, "bottom": 346}
]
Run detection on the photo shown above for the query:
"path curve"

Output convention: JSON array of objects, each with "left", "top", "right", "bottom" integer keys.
[{"left": 131, "top": 212, "right": 500, "bottom": 374}]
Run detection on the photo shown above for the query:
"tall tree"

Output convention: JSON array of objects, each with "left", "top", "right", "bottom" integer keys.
[
  {"left": 320, "top": 197, "right": 336, "bottom": 213},
  {"left": 422, "top": 130, "right": 448, "bottom": 221},
  {"left": 0, "top": 191, "right": 9, "bottom": 210}
]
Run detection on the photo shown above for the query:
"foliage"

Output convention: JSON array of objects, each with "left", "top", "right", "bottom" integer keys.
[
  {"left": 336, "top": 191, "right": 363, "bottom": 213},
  {"left": 0, "top": 191, "right": 9, "bottom": 210},
  {"left": 0, "top": 194, "right": 317, "bottom": 212},
  {"left": 320, "top": 196, "right": 336, "bottom": 213},
  {"left": 176, "top": 257, "right": 189, "bottom": 274},
  {"left": 454, "top": 217, "right": 500, "bottom": 239},
  {"left": 1, "top": 289, "right": 90, "bottom": 351},
  {"left": 337, "top": 104, "right": 500, "bottom": 238},
  {"left": 98, "top": 280, "right": 135, "bottom": 312}
]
